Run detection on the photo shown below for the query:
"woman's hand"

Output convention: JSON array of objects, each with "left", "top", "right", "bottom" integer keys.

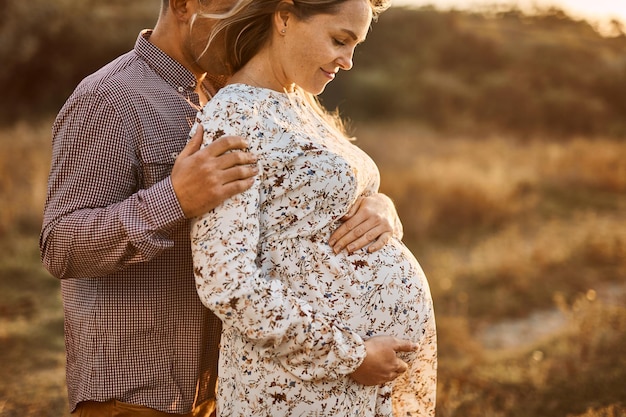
[
  {"left": 329, "top": 193, "right": 403, "bottom": 254},
  {"left": 349, "top": 335, "right": 417, "bottom": 386}
]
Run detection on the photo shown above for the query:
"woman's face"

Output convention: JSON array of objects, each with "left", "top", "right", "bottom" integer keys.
[{"left": 279, "top": 0, "right": 373, "bottom": 94}]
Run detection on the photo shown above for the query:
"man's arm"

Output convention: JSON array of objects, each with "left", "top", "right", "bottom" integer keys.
[{"left": 40, "top": 93, "right": 257, "bottom": 279}]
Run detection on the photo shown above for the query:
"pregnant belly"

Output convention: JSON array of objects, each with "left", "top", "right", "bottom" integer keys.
[
  {"left": 272, "top": 238, "right": 434, "bottom": 346},
  {"left": 339, "top": 240, "right": 433, "bottom": 340}
]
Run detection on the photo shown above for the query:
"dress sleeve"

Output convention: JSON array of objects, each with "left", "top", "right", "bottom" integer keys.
[
  {"left": 190, "top": 96, "right": 366, "bottom": 381},
  {"left": 40, "top": 91, "right": 185, "bottom": 279}
]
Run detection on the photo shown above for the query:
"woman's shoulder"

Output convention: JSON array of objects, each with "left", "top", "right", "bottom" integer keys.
[
  {"left": 200, "top": 84, "right": 253, "bottom": 116},
  {"left": 213, "top": 84, "right": 297, "bottom": 112},
  {"left": 197, "top": 84, "right": 303, "bottom": 146},
  {"left": 199, "top": 84, "right": 270, "bottom": 123},
  {"left": 210, "top": 84, "right": 300, "bottom": 123}
]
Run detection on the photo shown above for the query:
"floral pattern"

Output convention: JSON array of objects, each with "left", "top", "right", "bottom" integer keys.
[{"left": 190, "top": 84, "right": 436, "bottom": 417}]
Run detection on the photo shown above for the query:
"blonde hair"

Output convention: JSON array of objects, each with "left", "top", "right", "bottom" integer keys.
[{"left": 195, "top": 0, "right": 391, "bottom": 137}]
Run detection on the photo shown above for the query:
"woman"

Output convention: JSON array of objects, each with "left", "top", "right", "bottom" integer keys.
[{"left": 190, "top": 0, "right": 436, "bottom": 416}]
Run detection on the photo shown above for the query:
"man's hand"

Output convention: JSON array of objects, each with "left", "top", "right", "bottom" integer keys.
[
  {"left": 350, "top": 335, "right": 417, "bottom": 386},
  {"left": 329, "top": 193, "right": 403, "bottom": 254},
  {"left": 172, "top": 126, "right": 259, "bottom": 218}
]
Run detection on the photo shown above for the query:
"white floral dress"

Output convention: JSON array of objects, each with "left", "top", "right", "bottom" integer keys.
[{"left": 190, "top": 84, "right": 436, "bottom": 417}]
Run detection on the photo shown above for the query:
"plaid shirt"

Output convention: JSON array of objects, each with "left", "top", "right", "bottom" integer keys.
[{"left": 40, "top": 31, "right": 221, "bottom": 414}]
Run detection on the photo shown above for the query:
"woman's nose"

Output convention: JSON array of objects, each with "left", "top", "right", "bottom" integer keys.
[{"left": 337, "top": 51, "right": 354, "bottom": 71}]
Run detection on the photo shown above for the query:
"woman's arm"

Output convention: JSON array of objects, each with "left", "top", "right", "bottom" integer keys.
[
  {"left": 191, "top": 161, "right": 367, "bottom": 381},
  {"left": 191, "top": 95, "right": 412, "bottom": 383}
]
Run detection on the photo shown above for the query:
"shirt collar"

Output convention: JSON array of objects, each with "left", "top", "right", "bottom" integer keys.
[{"left": 134, "top": 29, "right": 199, "bottom": 95}]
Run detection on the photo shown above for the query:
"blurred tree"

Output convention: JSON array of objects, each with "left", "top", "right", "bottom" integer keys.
[
  {"left": 322, "top": 6, "right": 626, "bottom": 138},
  {"left": 0, "top": 0, "right": 156, "bottom": 125},
  {"left": 2, "top": 1, "right": 626, "bottom": 138}
]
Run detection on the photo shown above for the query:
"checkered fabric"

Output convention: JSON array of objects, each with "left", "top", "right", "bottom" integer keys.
[{"left": 40, "top": 30, "right": 221, "bottom": 414}]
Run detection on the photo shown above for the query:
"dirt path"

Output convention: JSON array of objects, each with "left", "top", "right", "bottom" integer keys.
[{"left": 476, "top": 283, "right": 626, "bottom": 350}]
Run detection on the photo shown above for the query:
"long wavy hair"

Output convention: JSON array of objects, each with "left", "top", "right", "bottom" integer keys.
[{"left": 194, "top": 0, "right": 391, "bottom": 137}]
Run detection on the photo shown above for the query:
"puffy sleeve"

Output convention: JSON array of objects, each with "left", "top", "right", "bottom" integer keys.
[{"left": 190, "top": 93, "right": 366, "bottom": 381}]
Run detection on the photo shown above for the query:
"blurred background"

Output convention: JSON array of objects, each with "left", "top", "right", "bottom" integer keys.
[{"left": 1, "top": 0, "right": 625, "bottom": 416}]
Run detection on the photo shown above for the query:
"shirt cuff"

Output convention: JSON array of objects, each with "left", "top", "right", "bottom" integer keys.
[
  {"left": 129, "top": 176, "right": 187, "bottom": 259},
  {"left": 142, "top": 176, "right": 187, "bottom": 231}
]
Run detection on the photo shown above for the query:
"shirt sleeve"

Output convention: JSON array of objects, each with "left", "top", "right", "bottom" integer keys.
[
  {"left": 190, "top": 96, "right": 366, "bottom": 382},
  {"left": 40, "top": 91, "right": 186, "bottom": 279}
]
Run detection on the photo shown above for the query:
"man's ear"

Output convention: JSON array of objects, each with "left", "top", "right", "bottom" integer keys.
[{"left": 169, "top": 0, "right": 194, "bottom": 21}]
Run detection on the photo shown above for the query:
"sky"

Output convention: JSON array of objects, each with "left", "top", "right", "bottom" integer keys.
[{"left": 393, "top": 0, "right": 626, "bottom": 32}]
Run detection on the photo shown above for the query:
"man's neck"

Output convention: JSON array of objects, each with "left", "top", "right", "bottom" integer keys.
[{"left": 200, "top": 73, "right": 229, "bottom": 105}]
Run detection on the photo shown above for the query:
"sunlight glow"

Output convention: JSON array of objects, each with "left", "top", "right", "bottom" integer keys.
[{"left": 393, "top": 0, "right": 626, "bottom": 30}]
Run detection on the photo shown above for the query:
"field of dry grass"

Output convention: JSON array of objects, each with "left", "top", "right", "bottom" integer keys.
[
  {"left": 0, "top": 120, "right": 625, "bottom": 416},
  {"left": 354, "top": 123, "right": 626, "bottom": 416}
]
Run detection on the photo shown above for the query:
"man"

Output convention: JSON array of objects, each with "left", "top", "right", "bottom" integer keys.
[{"left": 40, "top": 0, "right": 413, "bottom": 415}]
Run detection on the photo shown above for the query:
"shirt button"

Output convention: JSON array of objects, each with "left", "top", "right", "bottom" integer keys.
[
  {"left": 177, "top": 86, "right": 184, "bottom": 93},
  {"left": 190, "top": 81, "right": 196, "bottom": 88}
]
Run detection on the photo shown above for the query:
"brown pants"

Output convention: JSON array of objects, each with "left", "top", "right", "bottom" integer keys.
[{"left": 72, "top": 399, "right": 216, "bottom": 417}]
